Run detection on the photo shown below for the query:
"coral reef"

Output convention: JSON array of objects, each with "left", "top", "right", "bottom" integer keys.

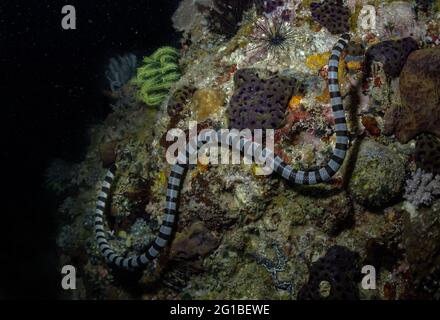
[
  {"left": 310, "top": 0, "right": 350, "bottom": 34},
  {"left": 404, "top": 169, "right": 440, "bottom": 208},
  {"left": 416, "top": 0, "right": 435, "bottom": 12},
  {"left": 198, "top": 0, "right": 255, "bottom": 37},
  {"left": 167, "top": 85, "right": 196, "bottom": 118},
  {"left": 348, "top": 139, "right": 406, "bottom": 209},
  {"left": 105, "top": 53, "right": 138, "bottom": 92},
  {"left": 228, "top": 68, "right": 305, "bottom": 130},
  {"left": 257, "top": 0, "right": 288, "bottom": 15},
  {"left": 192, "top": 88, "right": 226, "bottom": 121},
  {"left": 169, "top": 221, "right": 220, "bottom": 260},
  {"left": 364, "top": 38, "right": 419, "bottom": 79},
  {"left": 134, "top": 47, "right": 181, "bottom": 107},
  {"left": 246, "top": 11, "right": 297, "bottom": 63},
  {"left": 384, "top": 47, "right": 440, "bottom": 143},
  {"left": 172, "top": 0, "right": 212, "bottom": 34},
  {"left": 51, "top": 0, "right": 440, "bottom": 300}
]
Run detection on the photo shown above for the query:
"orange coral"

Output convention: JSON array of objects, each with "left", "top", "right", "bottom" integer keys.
[{"left": 288, "top": 95, "right": 303, "bottom": 111}]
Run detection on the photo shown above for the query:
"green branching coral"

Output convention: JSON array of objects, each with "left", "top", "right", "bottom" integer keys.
[{"left": 134, "top": 47, "right": 181, "bottom": 106}]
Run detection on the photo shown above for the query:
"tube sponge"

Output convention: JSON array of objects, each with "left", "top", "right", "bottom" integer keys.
[{"left": 134, "top": 47, "right": 181, "bottom": 106}]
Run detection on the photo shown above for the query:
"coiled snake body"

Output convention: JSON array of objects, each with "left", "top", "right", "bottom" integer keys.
[{"left": 95, "top": 34, "right": 351, "bottom": 270}]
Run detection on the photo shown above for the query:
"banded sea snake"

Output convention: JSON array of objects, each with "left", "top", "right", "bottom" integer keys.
[{"left": 95, "top": 34, "right": 351, "bottom": 270}]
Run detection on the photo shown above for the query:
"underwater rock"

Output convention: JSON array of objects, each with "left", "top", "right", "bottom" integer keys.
[
  {"left": 257, "top": 0, "right": 287, "bottom": 15},
  {"left": 416, "top": 0, "right": 435, "bottom": 12},
  {"left": 198, "top": 0, "right": 255, "bottom": 38},
  {"left": 415, "top": 134, "right": 440, "bottom": 175},
  {"left": 403, "top": 199, "right": 440, "bottom": 292},
  {"left": 361, "top": 115, "right": 381, "bottom": 137},
  {"left": 172, "top": 0, "right": 212, "bottom": 33},
  {"left": 377, "top": 1, "right": 426, "bottom": 41},
  {"left": 193, "top": 88, "right": 226, "bottom": 121},
  {"left": 385, "top": 48, "right": 440, "bottom": 143},
  {"left": 364, "top": 38, "right": 419, "bottom": 79},
  {"left": 214, "top": 262, "right": 277, "bottom": 299},
  {"left": 310, "top": 0, "right": 350, "bottom": 34},
  {"left": 298, "top": 245, "right": 361, "bottom": 300},
  {"left": 99, "top": 141, "right": 117, "bottom": 167},
  {"left": 228, "top": 68, "right": 305, "bottom": 130},
  {"left": 314, "top": 191, "right": 354, "bottom": 236},
  {"left": 348, "top": 139, "right": 406, "bottom": 209},
  {"left": 178, "top": 168, "right": 244, "bottom": 231},
  {"left": 169, "top": 221, "right": 220, "bottom": 260},
  {"left": 346, "top": 41, "right": 365, "bottom": 57},
  {"left": 167, "top": 85, "right": 196, "bottom": 118}
]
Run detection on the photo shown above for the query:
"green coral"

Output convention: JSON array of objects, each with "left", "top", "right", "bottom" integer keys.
[
  {"left": 134, "top": 47, "right": 181, "bottom": 106},
  {"left": 349, "top": 139, "right": 406, "bottom": 209}
]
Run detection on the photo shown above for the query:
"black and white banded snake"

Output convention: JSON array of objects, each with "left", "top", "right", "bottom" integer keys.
[{"left": 95, "top": 34, "right": 351, "bottom": 270}]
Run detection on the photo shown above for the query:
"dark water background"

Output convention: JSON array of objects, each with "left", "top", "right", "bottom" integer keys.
[{"left": 1, "top": 0, "right": 180, "bottom": 299}]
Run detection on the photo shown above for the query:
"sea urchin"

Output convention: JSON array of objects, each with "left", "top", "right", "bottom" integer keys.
[{"left": 246, "top": 13, "right": 297, "bottom": 63}]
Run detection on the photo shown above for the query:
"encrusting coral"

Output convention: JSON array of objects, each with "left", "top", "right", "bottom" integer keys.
[
  {"left": 192, "top": 88, "right": 226, "bottom": 122},
  {"left": 310, "top": 0, "right": 350, "bottom": 34},
  {"left": 364, "top": 38, "right": 419, "bottom": 79},
  {"left": 228, "top": 68, "right": 305, "bottom": 130},
  {"left": 348, "top": 139, "right": 406, "bottom": 209},
  {"left": 134, "top": 47, "right": 181, "bottom": 107}
]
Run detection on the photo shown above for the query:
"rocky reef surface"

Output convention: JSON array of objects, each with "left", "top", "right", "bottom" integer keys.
[{"left": 47, "top": 0, "right": 440, "bottom": 299}]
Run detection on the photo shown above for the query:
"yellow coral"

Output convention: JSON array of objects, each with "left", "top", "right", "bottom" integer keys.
[
  {"left": 191, "top": 160, "right": 210, "bottom": 178},
  {"left": 118, "top": 231, "right": 127, "bottom": 239},
  {"left": 305, "top": 52, "right": 331, "bottom": 73},
  {"left": 157, "top": 170, "right": 167, "bottom": 186},
  {"left": 192, "top": 88, "right": 226, "bottom": 121},
  {"left": 251, "top": 164, "right": 266, "bottom": 177},
  {"left": 316, "top": 87, "right": 330, "bottom": 103},
  {"left": 347, "top": 61, "right": 362, "bottom": 71},
  {"left": 197, "top": 161, "right": 209, "bottom": 174},
  {"left": 288, "top": 95, "right": 303, "bottom": 111}
]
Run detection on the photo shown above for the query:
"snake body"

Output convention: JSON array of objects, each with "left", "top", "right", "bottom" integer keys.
[{"left": 95, "top": 34, "right": 351, "bottom": 270}]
